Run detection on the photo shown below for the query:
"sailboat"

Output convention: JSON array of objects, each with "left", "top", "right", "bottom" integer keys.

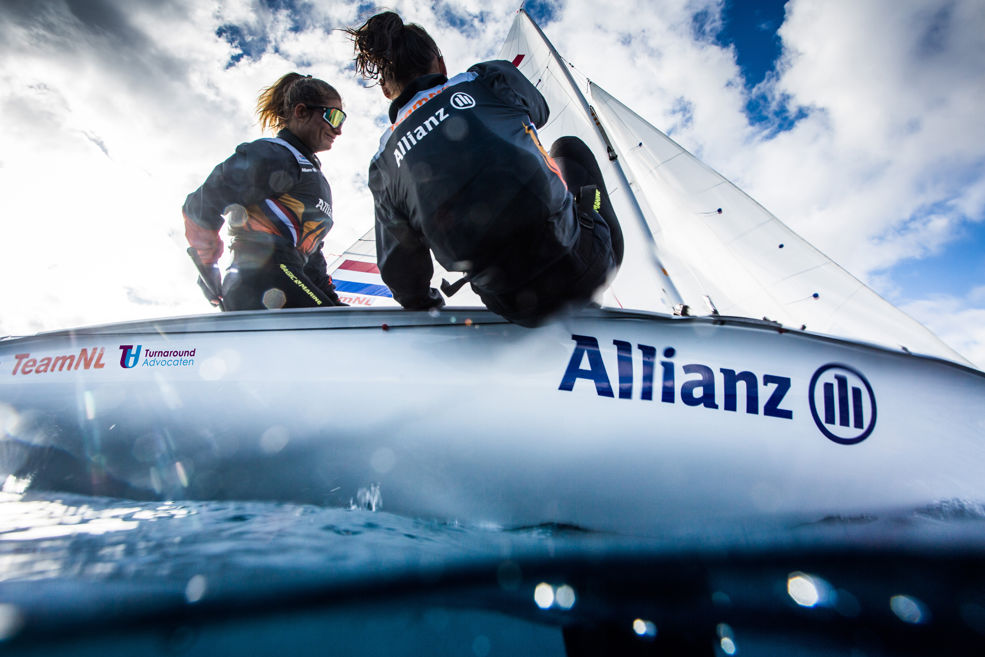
[{"left": 1, "top": 9, "right": 982, "bottom": 537}]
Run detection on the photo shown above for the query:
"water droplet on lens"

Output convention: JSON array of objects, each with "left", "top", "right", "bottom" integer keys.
[
  {"left": 555, "top": 584, "right": 576, "bottom": 610},
  {"left": 185, "top": 575, "right": 207, "bottom": 603},
  {"left": 534, "top": 583, "right": 554, "bottom": 609},
  {"left": 370, "top": 447, "right": 396, "bottom": 474},
  {"left": 263, "top": 288, "right": 286, "bottom": 309},
  {"left": 891, "top": 594, "right": 929, "bottom": 624}
]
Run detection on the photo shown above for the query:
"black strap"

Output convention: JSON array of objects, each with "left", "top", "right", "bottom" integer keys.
[
  {"left": 577, "top": 185, "right": 599, "bottom": 228},
  {"left": 440, "top": 275, "right": 471, "bottom": 297}
]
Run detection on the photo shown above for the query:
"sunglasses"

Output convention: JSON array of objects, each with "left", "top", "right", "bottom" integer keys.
[{"left": 307, "top": 105, "right": 346, "bottom": 129}]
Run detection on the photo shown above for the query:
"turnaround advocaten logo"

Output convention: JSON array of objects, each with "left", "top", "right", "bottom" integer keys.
[
  {"left": 119, "top": 344, "right": 141, "bottom": 368},
  {"left": 119, "top": 344, "right": 197, "bottom": 369},
  {"left": 809, "top": 363, "right": 877, "bottom": 444}
]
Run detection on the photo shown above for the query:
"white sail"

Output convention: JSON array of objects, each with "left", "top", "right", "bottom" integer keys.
[
  {"left": 499, "top": 10, "right": 968, "bottom": 365},
  {"left": 325, "top": 228, "right": 399, "bottom": 307},
  {"left": 588, "top": 82, "right": 970, "bottom": 363},
  {"left": 498, "top": 12, "right": 684, "bottom": 313}
]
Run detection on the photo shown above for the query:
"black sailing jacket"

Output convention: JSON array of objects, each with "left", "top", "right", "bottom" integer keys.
[
  {"left": 183, "top": 129, "right": 335, "bottom": 287},
  {"left": 368, "top": 60, "right": 578, "bottom": 309}
]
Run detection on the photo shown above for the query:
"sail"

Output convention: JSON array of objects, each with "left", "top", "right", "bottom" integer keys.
[
  {"left": 498, "top": 12, "right": 684, "bottom": 313},
  {"left": 587, "top": 83, "right": 974, "bottom": 363},
  {"left": 499, "top": 10, "right": 968, "bottom": 364},
  {"left": 325, "top": 228, "right": 399, "bottom": 307}
]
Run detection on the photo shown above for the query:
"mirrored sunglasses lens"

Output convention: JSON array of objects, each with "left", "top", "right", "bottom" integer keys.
[{"left": 324, "top": 108, "right": 346, "bottom": 128}]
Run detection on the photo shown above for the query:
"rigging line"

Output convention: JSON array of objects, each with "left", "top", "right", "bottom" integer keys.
[
  {"left": 543, "top": 99, "right": 574, "bottom": 132},
  {"left": 520, "top": 11, "right": 683, "bottom": 307}
]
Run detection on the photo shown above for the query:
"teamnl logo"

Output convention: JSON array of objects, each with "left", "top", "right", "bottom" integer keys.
[
  {"left": 119, "top": 345, "right": 197, "bottom": 369},
  {"left": 809, "top": 363, "right": 877, "bottom": 444}
]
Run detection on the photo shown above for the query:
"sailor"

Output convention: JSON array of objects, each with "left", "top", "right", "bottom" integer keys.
[
  {"left": 183, "top": 73, "right": 347, "bottom": 310},
  {"left": 346, "top": 12, "right": 624, "bottom": 326}
]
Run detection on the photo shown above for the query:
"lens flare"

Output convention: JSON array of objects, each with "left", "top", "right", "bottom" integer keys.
[{"left": 534, "top": 583, "right": 554, "bottom": 609}]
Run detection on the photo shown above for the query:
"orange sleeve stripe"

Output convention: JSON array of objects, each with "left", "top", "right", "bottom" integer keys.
[{"left": 524, "top": 123, "right": 567, "bottom": 190}]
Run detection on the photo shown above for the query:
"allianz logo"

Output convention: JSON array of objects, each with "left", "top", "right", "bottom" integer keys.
[
  {"left": 392, "top": 107, "right": 449, "bottom": 168},
  {"left": 808, "top": 364, "right": 877, "bottom": 444},
  {"left": 558, "top": 334, "right": 877, "bottom": 444},
  {"left": 449, "top": 92, "right": 476, "bottom": 109}
]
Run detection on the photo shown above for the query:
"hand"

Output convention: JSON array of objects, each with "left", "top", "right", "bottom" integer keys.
[
  {"left": 196, "top": 265, "right": 223, "bottom": 307},
  {"left": 323, "top": 285, "right": 348, "bottom": 306}
]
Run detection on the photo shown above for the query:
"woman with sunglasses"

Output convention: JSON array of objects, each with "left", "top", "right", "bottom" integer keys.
[
  {"left": 346, "top": 12, "right": 623, "bottom": 326},
  {"left": 183, "top": 73, "right": 348, "bottom": 310}
]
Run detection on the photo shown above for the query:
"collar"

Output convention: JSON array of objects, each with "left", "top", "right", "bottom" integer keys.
[
  {"left": 276, "top": 128, "right": 321, "bottom": 169},
  {"left": 388, "top": 74, "right": 449, "bottom": 123}
]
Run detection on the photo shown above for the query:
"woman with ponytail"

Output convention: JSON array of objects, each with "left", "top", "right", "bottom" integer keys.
[
  {"left": 182, "top": 73, "right": 347, "bottom": 310},
  {"left": 347, "top": 11, "right": 623, "bottom": 326}
]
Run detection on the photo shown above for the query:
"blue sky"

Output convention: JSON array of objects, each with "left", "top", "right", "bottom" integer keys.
[
  {"left": 714, "top": 0, "right": 985, "bottom": 357},
  {"left": 718, "top": 0, "right": 787, "bottom": 89},
  {"left": 715, "top": 0, "right": 985, "bottom": 305},
  {"left": 0, "top": 0, "right": 982, "bottom": 366}
]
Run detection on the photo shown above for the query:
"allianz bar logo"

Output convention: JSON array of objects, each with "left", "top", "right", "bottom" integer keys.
[
  {"left": 558, "top": 335, "right": 877, "bottom": 444},
  {"left": 809, "top": 364, "right": 876, "bottom": 444}
]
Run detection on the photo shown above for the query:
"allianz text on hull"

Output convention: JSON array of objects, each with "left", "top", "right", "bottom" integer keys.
[{"left": 2, "top": 308, "right": 983, "bottom": 536}]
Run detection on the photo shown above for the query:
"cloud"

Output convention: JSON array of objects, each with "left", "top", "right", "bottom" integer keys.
[
  {"left": 902, "top": 290, "right": 985, "bottom": 370},
  {"left": 744, "top": 0, "right": 985, "bottom": 275}
]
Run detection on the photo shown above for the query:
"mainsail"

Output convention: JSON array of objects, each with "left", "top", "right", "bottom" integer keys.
[{"left": 331, "top": 9, "right": 969, "bottom": 365}]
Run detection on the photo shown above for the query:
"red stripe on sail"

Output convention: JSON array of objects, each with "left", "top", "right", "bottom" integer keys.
[
  {"left": 339, "top": 259, "right": 380, "bottom": 274},
  {"left": 512, "top": 54, "right": 524, "bottom": 67}
]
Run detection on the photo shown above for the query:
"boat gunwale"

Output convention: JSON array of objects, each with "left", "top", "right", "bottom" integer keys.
[{"left": 3, "top": 306, "right": 982, "bottom": 379}]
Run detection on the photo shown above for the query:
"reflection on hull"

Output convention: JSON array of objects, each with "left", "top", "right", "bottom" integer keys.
[{"left": 2, "top": 307, "right": 984, "bottom": 536}]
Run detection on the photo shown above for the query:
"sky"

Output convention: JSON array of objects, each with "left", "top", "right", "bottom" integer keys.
[{"left": 1, "top": 0, "right": 983, "bottom": 368}]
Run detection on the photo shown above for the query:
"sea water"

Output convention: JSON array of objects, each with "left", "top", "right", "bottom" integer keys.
[{"left": 1, "top": 488, "right": 985, "bottom": 656}]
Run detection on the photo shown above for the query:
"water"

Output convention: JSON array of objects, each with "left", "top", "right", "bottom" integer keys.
[{"left": 1, "top": 489, "right": 985, "bottom": 655}]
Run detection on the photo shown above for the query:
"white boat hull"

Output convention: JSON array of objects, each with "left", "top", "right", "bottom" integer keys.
[{"left": 2, "top": 308, "right": 983, "bottom": 536}]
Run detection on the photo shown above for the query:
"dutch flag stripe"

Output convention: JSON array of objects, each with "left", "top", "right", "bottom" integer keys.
[
  {"left": 333, "top": 280, "right": 393, "bottom": 298},
  {"left": 332, "top": 268, "right": 383, "bottom": 286},
  {"left": 338, "top": 259, "right": 380, "bottom": 274}
]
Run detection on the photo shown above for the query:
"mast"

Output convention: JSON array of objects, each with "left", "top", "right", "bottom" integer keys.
[{"left": 519, "top": 10, "right": 685, "bottom": 309}]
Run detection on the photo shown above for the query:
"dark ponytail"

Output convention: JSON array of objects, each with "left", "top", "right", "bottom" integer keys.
[
  {"left": 256, "top": 73, "right": 340, "bottom": 132},
  {"left": 345, "top": 11, "right": 441, "bottom": 90}
]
